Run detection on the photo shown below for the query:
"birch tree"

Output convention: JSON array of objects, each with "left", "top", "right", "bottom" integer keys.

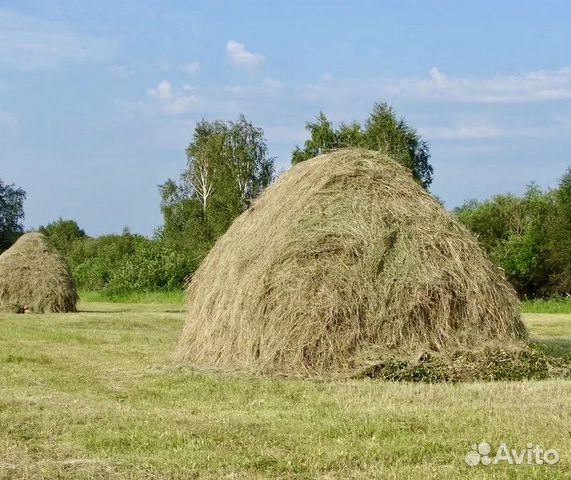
[
  {"left": 225, "top": 116, "right": 274, "bottom": 209},
  {"left": 185, "top": 120, "right": 225, "bottom": 213},
  {"left": 159, "top": 116, "right": 274, "bottom": 247}
]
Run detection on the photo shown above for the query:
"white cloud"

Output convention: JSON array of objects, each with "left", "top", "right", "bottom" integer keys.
[
  {"left": 147, "top": 80, "right": 174, "bottom": 100},
  {"left": 0, "top": 9, "right": 113, "bottom": 70},
  {"left": 145, "top": 79, "right": 284, "bottom": 117},
  {"left": 139, "top": 67, "right": 571, "bottom": 125},
  {"left": 163, "top": 96, "right": 197, "bottom": 115},
  {"left": 136, "top": 66, "right": 570, "bottom": 141},
  {"left": 146, "top": 81, "right": 198, "bottom": 114},
  {"left": 303, "top": 67, "right": 571, "bottom": 104},
  {"left": 400, "top": 67, "right": 571, "bottom": 103},
  {"left": 183, "top": 61, "right": 201, "bottom": 76},
  {"left": 226, "top": 40, "right": 264, "bottom": 72}
]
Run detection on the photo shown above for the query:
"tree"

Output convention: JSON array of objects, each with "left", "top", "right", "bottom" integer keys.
[
  {"left": 292, "top": 112, "right": 339, "bottom": 164},
  {"left": 38, "top": 218, "right": 87, "bottom": 256},
  {"left": 184, "top": 120, "right": 226, "bottom": 213},
  {"left": 455, "top": 180, "right": 570, "bottom": 298},
  {"left": 0, "top": 179, "right": 26, "bottom": 252},
  {"left": 362, "top": 103, "right": 433, "bottom": 188},
  {"left": 158, "top": 180, "right": 214, "bottom": 260},
  {"left": 159, "top": 115, "right": 275, "bottom": 254},
  {"left": 489, "top": 185, "right": 552, "bottom": 297},
  {"left": 226, "top": 116, "right": 274, "bottom": 209},
  {"left": 338, "top": 121, "right": 363, "bottom": 148},
  {"left": 291, "top": 103, "right": 433, "bottom": 189},
  {"left": 546, "top": 167, "right": 571, "bottom": 293}
]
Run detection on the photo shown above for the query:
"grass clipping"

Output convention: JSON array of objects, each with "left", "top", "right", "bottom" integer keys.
[
  {"left": 176, "top": 149, "right": 528, "bottom": 378},
  {"left": 0, "top": 232, "right": 77, "bottom": 313}
]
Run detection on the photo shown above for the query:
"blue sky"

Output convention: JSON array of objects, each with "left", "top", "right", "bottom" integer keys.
[{"left": 1, "top": 0, "right": 569, "bottom": 236}]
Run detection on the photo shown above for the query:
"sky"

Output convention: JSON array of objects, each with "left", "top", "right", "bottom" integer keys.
[{"left": 1, "top": 0, "right": 569, "bottom": 236}]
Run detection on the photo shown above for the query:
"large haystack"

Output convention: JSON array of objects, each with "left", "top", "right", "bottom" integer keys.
[
  {"left": 0, "top": 232, "right": 77, "bottom": 313},
  {"left": 176, "top": 149, "right": 526, "bottom": 377}
]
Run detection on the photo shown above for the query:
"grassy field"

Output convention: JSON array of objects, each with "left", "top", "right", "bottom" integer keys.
[
  {"left": 0, "top": 302, "right": 569, "bottom": 479},
  {"left": 79, "top": 290, "right": 571, "bottom": 314},
  {"left": 78, "top": 290, "right": 185, "bottom": 305},
  {"left": 521, "top": 298, "right": 571, "bottom": 314}
]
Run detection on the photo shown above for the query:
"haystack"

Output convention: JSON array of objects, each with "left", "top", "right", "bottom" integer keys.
[
  {"left": 0, "top": 232, "right": 77, "bottom": 313},
  {"left": 176, "top": 149, "right": 526, "bottom": 377}
]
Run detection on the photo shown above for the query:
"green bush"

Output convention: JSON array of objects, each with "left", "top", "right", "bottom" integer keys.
[
  {"left": 38, "top": 218, "right": 86, "bottom": 256},
  {"left": 70, "top": 232, "right": 145, "bottom": 290},
  {"left": 456, "top": 175, "right": 569, "bottom": 298},
  {"left": 103, "top": 240, "right": 197, "bottom": 295},
  {"left": 68, "top": 232, "right": 198, "bottom": 295}
]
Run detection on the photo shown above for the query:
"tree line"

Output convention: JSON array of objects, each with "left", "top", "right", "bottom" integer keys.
[
  {"left": 455, "top": 171, "right": 570, "bottom": 297},
  {"left": 1, "top": 102, "right": 569, "bottom": 298}
]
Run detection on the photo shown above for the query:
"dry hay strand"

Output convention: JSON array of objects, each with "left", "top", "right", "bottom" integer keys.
[
  {"left": 176, "top": 148, "right": 527, "bottom": 378},
  {"left": 0, "top": 232, "right": 78, "bottom": 313}
]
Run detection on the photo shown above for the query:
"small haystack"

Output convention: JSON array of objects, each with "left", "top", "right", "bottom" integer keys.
[
  {"left": 176, "top": 149, "right": 526, "bottom": 377},
  {"left": 0, "top": 232, "right": 78, "bottom": 313}
]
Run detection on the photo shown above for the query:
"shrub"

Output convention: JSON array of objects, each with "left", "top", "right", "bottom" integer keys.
[
  {"left": 69, "top": 232, "right": 197, "bottom": 295},
  {"left": 104, "top": 241, "right": 197, "bottom": 295},
  {"left": 455, "top": 182, "right": 568, "bottom": 298}
]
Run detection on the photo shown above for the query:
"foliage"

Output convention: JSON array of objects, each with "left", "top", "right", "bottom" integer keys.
[
  {"left": 102, "top": 240, "right": 196, "bottom": 295},
  {"left": 159, "top": 115, "right": 274, "bottom": 257},
  {"left": 291, "top": 103, "right": 433, "bottom": 188},
  {"left": 39, "top": 218, "right": 86, "bottom": 255},
  {"left": 70, "top": 231, "right": 144, "bottom": 291},
  {"left": 70, "top": 232, "right": 196, "bottom": 295},
  {"left": 545, "top": 166, "right": 571, "bottom": 293},
  {"left": 0, "top": 179, "right": 26, "bottom": 252},
  {"left": 456, "top": 171, "right": 571, "bottom": 297}
]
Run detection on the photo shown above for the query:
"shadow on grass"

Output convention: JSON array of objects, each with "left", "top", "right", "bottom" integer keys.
[{"left": 531, "top": 338, "right": 571, "bottom": 358}]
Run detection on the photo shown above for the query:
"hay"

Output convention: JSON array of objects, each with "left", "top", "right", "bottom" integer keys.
[
  {"left": 176, "top": 148, "right": 527, "bottom": 377},
  {"left": 0, "top": 232, "right": 78, "bottom": 313}
]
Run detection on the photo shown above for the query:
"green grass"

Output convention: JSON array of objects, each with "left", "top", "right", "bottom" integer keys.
[
  {"left": 526, "top": 312, "right": 571, "bottom": 358},
  {"left": 522, "top": 297, "right": 571, "bottom": 314},
  {"left": 80, "top": 290, "right": 571, "bottom": 314},
  {"left": 79, "top": 289, "right": 184, "bottom": 305},
  {"left": 0, "top": 303, "right": 569, "bottom": 479}
]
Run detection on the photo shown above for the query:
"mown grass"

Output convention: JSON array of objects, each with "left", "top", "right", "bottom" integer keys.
[
  {"left": 80, "top": 290, "right": 571, "bottom": 315},
  {"left": 79, "top": 290, "right": 184, "bottom": 305},
  {"left": 0, "top": 303, "right": 569, "bottom": 479}
]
